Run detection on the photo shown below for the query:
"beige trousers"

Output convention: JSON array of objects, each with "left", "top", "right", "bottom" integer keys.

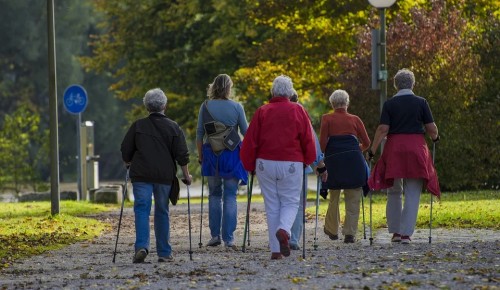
[{"left": 324, "top": 188, "right": 362, "bottom": 237}]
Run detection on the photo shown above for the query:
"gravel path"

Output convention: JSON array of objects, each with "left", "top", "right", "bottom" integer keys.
[{"left": 1, "top": 202, "right": 499, "bottom": 289}]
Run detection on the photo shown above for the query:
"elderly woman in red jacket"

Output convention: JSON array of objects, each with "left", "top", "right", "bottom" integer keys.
[
  {"left": 240, "top": 75, "right": 316, "bottom": 260},
  {"left": 368, "top": 68, "right": 440, "bottom": 244}
]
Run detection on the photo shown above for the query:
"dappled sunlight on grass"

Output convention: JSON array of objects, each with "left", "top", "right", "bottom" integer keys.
[
  {"left": 0, "top": 201, "right": 116, "bottom": 269},
  {"left": 307, "top": 190, "right": 499, "bottom": 230}
]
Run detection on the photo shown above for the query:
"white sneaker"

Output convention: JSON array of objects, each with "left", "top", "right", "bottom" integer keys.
[{"left": 206, "top": 236, "right": 221, "bottom": 247}]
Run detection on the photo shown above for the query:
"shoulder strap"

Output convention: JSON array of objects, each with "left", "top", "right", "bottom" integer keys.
[
  {"left": 202, "top": 100, "right": 216, "bottom": 123},
  {"left": 202, "top": 101, "right": 236, "bottom": 129}
]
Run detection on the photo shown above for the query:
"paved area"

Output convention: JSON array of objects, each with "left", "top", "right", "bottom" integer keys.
[{"left": 0, "top": 202, "right": 499, "bottom": 289}]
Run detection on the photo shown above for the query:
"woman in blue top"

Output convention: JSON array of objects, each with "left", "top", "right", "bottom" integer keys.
[{"left": 196, "top": 74, "right": 248, "bottom": 250}]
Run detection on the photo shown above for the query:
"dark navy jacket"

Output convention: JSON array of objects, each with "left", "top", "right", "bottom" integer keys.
[{"left": 322, "top": 135, "right": 369, "bottom": 195}]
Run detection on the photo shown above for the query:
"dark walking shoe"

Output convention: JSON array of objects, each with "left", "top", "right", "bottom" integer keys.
[
  {"left": 132, "top": 248, "right": 148, "bottom": 263},
  {"left": 290, "top": 244, "right": 300, "bottom": 250},
  {"left": 271, "top": 252, "right": 283, "bottom": 260},
  {"left": 344, "top": 235, "right": 355, "bottom": 243},
  {"left": 276, "top": 229, "right": 290, "bottom": 257},
  {"left": 391, "top": 233, "right": 402, "bottom": 242},
  {"left": 206, "top": 236, "right": 221, "bottom": 247},
  {"left": 324, "top": 228, "right": 339, "bottom": 240},
  {"left": 158, "top": 255, "right": 174, "bottom": 262}
]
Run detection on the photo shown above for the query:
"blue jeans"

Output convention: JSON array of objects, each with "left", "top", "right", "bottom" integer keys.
[
  {"left": 290, "top": 177, "right": 307, "bottom": 246},
  {"left": 133, "top": 182, "right": 171, "bottom": 257},
  {"left": 207, "top": 176, "right": 239, "bottom": 244}
]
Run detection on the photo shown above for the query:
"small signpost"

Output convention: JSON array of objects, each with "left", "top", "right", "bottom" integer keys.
[
  {"left": 63, "top": 85, "right": 88, "bottom": 200},
  {"left": 63, "top": 84, "right": 88, "bottom": 114}
]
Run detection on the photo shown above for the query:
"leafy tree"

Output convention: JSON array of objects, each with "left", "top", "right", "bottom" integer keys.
[
  {"left": 0, "top": 104, "right": 48, "bottom": 193},
  {"left": 336, "top": 0, "right": 498, "bottom": 189}
]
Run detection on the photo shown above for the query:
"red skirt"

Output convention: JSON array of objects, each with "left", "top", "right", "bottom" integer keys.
[{"left": 368, "top": 134, "right": 440, "bottom": 198}]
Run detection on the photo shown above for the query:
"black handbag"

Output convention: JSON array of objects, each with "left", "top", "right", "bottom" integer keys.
[{"left": 170, "top": 175, "right": 180, "bottom": 205}]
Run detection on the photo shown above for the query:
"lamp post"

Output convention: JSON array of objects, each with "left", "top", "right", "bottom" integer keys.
[{"left": 369, "top": 0, "right": 396, "bottom": 115}]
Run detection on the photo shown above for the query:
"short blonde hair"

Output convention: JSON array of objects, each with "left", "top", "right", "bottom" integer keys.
[{"left": 329, "top": 89, "right": 350, "bottom": 108}]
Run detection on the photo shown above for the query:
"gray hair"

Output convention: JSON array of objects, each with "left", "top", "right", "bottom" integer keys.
[
  {"left": 208, "top": 74, "right": 233, "bottom": 100},
  {"left": 271, "top": 75, "right": 294, "bottom": 98},
  {"left": 394, "top": 69, "right": 415, "bottom": 90},
  {"left": 329, "top": 89, "right": 350, "bottom": 109},
  {"left": 143, "top": 88, "right": 167, "bottom": 113}
]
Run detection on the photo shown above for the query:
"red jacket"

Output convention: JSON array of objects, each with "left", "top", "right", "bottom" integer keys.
[
  {"left": 368, "top": 134, "right": 441, "bottom": 198},
  {"left": 240, "top": 97, "right": 316, "bottom": 172}
]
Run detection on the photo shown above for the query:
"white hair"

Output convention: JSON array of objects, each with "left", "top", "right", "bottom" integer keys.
[
  {"left": 143, "top": 88, "right": 167, "bottom": 112},
  {"left": 271, "top": 75, "right": 294, "bottom": 97},
  {"left": 329, "top": 89, "right": 350, "bottom": 108}
]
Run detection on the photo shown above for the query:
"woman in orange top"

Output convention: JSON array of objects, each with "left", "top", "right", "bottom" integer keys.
[{"left": 319, "top": 89, "right": 370, "bottom": 243}]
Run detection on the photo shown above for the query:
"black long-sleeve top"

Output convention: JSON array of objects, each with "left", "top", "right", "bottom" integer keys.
[{"left": 121, "top": 112, "right": 190, "bottom": 185}]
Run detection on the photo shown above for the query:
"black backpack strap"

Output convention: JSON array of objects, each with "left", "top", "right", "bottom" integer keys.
[{"left": 202, "top": 101, "right": 215, "bottom": 123}]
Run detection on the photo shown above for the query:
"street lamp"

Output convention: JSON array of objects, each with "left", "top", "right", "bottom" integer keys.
[{"left": 369, "top": 0, "right": 396, "bottom": 115}]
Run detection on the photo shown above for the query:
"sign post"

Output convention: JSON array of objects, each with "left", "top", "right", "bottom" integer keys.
[{"left": 63, "top": 85, "right": 88, "bottom": 200}]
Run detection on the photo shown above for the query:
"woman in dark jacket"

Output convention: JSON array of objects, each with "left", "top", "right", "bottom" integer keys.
[{"left": 121, "top": 88, "right": 192, "bottom": 263}]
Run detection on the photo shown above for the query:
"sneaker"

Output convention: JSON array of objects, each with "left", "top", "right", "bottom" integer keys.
[
  {"left": 225, "top": 242, "right": 239, "bottom": 251},
  {"left": 132, "top": 248, "right": 148, "bottom": 263},
  {"left": 391, "top": 233, "right": 401, "bottom": 242},
  {"left": 271, "top": 252, "right": 283, "bottom": 260},
  {"left": 401, "top": 235, "right": 411, "bottom": 244},
  {"left": 324, "top": 228, "right": 339, "bottom": 240},
  {"left": 276, "top": 229, "right": 290, "bottom": 257},
  {"left": 344, "top": 235, "right": 355, "bottom": 243},
  {"left": 206, "top": 236, "right": 221, "bottom": 247},
  {"left": 158, "top": 255, "right": 174, "bottom": 262},
  {"left": 290, "top": 244, "right": 300, "bottom": 250}
]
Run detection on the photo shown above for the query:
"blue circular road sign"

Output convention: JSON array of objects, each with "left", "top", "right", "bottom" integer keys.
[{"left": 63, "top": 84, "right": 88, "bottom": 114}]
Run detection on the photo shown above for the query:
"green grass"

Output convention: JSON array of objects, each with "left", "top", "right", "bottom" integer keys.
[
  {"left": 305, "top": 190, "right": 500, "bottom": 230},
  {"left": 0, "top": 201, "right": 118, "bottom": 269}
]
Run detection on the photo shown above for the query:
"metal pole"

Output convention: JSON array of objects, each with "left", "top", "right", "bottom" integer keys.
[
  {"left": 379, "top": 8, "right": 388, "bottom": 115},
  {"left": 379, "top": 8, "right": 388, "bottom": 153},
  {"left": 47, "top": 0, "right": 60, "bottom": 215},
  {"left": 77, "top": 113, "right": 81, "bottom": 200}
]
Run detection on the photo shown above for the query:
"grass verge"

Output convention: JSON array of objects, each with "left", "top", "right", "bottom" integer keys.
[
  {"left": 0, "top": 201, "right": 118, "bottom": 269},
  {"left": 305, "top": 190, "right": 500, "bottom": 230}
]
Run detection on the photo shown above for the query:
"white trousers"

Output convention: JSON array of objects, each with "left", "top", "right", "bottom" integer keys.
[
  {"left": 256, "top": 158, "right": 303, "bottom": 253},
  {"left": 386, "top": 178, "right": 423, "bottom": 236}
]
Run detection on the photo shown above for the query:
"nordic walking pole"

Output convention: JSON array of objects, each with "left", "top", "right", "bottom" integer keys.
[
  {"left": 198, "top": 175, "right": 204, "bottom": 248},
  {"left": 113, "top": 167, "right": 129, "bottom": 263},
  {"left": 361, "top": 188, "right": 366, "bottom": 240},
  {"left": 247, "top": 176, "right": 254, "bottom": 247},
  {"left": 242, "top": 173, "right": 254, "bottom": 252},
  {"left": 313, "top": 175, "right": 320, "bottom": 250},
  {"left": 302, "top": 169, "right": 307, "bottom": 259},
  {"left": 369, "top": 160, "right": 373, "bottom": 246},
  {"left": 183, "top": 179, "right": 193, "bottom": 261},
  {"left": 429, "top": 142, "right": 436, "bottom": 244}
]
